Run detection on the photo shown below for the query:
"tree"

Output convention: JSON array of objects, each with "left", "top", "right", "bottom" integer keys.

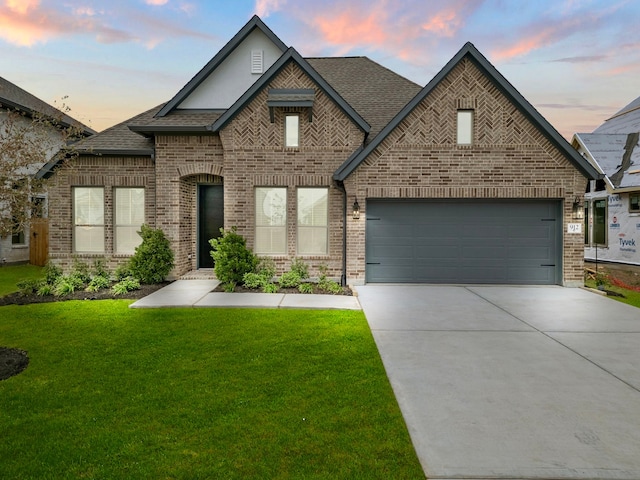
[{"left": 0, "top": 99, "right": 84, "bottom": 242}]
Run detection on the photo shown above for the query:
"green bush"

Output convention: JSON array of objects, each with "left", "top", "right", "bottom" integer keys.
[
  {"left": 128, "top": 225, "right": 174, "bottom": 284},
  {"left": 256, "top": 257, "right": 276, "bottom": 280},
  {"left": 43, "top": 262, "right": 63, "bottom": 285},
  {"left": 243, "top": 272, "right": 267, "bottom": 289},
  {"left": 54, "top": 276, "right": 84, "bottom": 297},
  {"left": 91, "top": 258, "right": 109, "bottom": 278},
  {"left": 318, "top": 264, "right": 343, "bottom": 294},
  {"left": 70, "top": 257, "right": 91, "bottom": 285},
  {"left": 36, "top": 283, "right": 53, "bottom": 296},
  {"left": 262, "top": 282, "right": 279, "bottom": 294},
  {"left": 210, "top": 227, "right": 257, "bottom": 285},
  {"left": 222, "top": 281, "right": 236, "bottom": 293},
  {"left": 112, "top": 277, "right": 140, "bottom": 295},
  {"left": 85, "top": 274, "right": 111, "bottom": 292},
  {"left": 279, "top": 271, "right": 302, "bottom": 288},
  {"left": 114, "top": 263, "right": 133, "bottom": 282},
  {"left": 17, "top": 278, "right": 43, "bottom": 296},
  {"left": 290, "top": 258, "right": 309, "bottom": 279},
  {"left": 298, "top": 282, "right": 314, "bottom": 294}
]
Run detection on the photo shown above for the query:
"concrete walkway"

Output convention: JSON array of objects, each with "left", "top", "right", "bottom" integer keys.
[
  {"left": 129, "top": 279, "right": 361, "bottom": 310},
  {"left": 357, "top": 285, "right": 640, "bottom": 480}
]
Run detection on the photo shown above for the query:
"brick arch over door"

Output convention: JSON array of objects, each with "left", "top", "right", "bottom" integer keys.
[{"left": 177, "top": 164, "right": 224, "bottom": 178}]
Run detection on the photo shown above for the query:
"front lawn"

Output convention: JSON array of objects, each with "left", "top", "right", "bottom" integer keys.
[
  {"left": 0, "top": 264, "right": 42, "bottom": 296},
  {"left": 0, "top": 301, "right": 423, "bottom": 479}
]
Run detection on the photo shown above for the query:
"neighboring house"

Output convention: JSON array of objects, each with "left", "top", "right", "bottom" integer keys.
[
  {"left": 573, "top": 96, "right": 640, "bottom": 266},
  {"left": 0, "top": 76, "right": 95, "bottom": 264},
  {"left": 38, "top": 16, "right": 599, "bottom": 286}
]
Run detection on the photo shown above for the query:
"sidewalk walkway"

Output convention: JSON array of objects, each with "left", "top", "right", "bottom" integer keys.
[{"left": 129, "top": 279, "right": 361, "bottom": 310}]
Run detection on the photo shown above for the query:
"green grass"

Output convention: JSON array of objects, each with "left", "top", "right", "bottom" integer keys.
[
  {"left": 0, "top": 264, "right": 43, "bottom": 296},
  {"left": 0, "top": 301, "right": 423, "bottom": 479},
  {"left": 585, "top": 279, "right": 640, "bottom": 308}
]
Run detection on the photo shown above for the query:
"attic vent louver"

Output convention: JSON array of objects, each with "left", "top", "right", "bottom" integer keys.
[{"left": 251, "top": 50, "right": 264, "bottom": 74}]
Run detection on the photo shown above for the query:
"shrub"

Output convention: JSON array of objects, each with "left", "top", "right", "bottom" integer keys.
[
  {"left": 210, "top": 227, "right": 257, "bottom": 285},
  {"left": 243, "top": 272, "right": 266, "bottom": 289},
  {"left": 256, "top": 257, "right": 276, "bottom": 280},
  {"left": 91, "top": 258, "right": 109, "bottom": 278},
  {"left": 43, "top": 262, "right": 63, "bottom": 285},
  {"left": 54, "top": 276, "right": 84, "bottom": 297},
  {"left": 290, "top": 258, "right": 309, "bottom": 279},
  {"left": 85, "top": 274, "right": 111, "bottom": 292},
  {"left": 70, "top": 257, "right": 91, "bottom": 285},
  {"left": 112, "top": 277, "right": 140, "bottom": 295},
  {"left": 318, "top": 264, "right": 344, "bottom": 294},
  {"left": 298, "top": 282, "right": 314, "bottom": 294},
  {"left": 262, "top": 282, "right": 279, "bottom": 294},
  {"left": 17, "top": 278, "right": 43, "bottom": 296},
  {"left": 114, "top": 263, "right": 133, "bottom": 281},
  {"left": 128, "top": 225, "right": 174, "bottom": 284},
  {"left": 279, "top": 271, "right": 302, "bottom": 288},
  {"left": 36, "top": 283, "right": 53, "bottom": 296}
]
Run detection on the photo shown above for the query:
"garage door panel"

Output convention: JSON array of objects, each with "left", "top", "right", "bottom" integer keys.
[{"left": 366, "top": 200, "right": 560, "bottom": 284}]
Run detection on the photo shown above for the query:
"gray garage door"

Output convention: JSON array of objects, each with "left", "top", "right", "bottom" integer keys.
[{"left": 366, "top": 199, "right": 561, "bottom": 284}]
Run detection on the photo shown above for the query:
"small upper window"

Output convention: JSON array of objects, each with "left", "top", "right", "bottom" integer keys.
[
  {"left": 630, "top": 194, "right": 640, "bottom": 212},
  {"left": 285, "top": 114, "right": 299, "bottom": 147},
  {"left": 457, "top": 110, "right": 473, "bottom": 145}
]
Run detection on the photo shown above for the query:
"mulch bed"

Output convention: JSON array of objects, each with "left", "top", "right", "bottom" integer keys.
[{"left": 0, "top": 282, "right": 170, "bottom": 307}]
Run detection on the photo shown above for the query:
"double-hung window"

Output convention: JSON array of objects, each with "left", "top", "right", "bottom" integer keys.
[
  {"left": 297, "top": 188, "right": 328, "bottom": 255},
  {"left": 74, "top": 187, "right": 104, "bottom": 253},
  {"left": 255, "top": 187, "right": 287, "bottom": 254},
  {"left": 115, "top": 188, "right": 145, "bottom": 254}
]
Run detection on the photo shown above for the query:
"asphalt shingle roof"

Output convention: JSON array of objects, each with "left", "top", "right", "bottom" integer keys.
[
  {"left": 0, "top": 75, "right": 95, "bottom": 135},
  {"left": 307, "top": 57, "right": 422, "bottom": 140}
]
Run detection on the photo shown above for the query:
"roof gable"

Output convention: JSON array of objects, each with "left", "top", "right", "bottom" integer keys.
[
  {"left": 334, "top": 42, "right": 600, "bottom": 181},
  {"left": 211, "top": 47, "right": 370, "bottom": 134},
  {"left": 156, "top": 15, "right": 287, "bottom": 117}
]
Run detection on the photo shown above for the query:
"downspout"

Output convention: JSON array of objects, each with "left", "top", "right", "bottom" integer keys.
[{"left": 335, "top": 180, "right": 348, "bottom": 287}]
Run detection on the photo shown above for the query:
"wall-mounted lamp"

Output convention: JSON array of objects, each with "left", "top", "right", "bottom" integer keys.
[
  {"left": 352, "top": 198, "right": 360, "bottom": 220},
  {"left": 573, "top": 196, "right": 584, "bottom": 219}
]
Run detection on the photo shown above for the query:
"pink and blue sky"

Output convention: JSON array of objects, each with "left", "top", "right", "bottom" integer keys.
[{"left": 1, "top": 0, "right": 638, "bottom": 139}]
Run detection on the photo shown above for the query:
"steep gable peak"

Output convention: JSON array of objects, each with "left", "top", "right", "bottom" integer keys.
[{"left": 156, "top": 15, "right": 287, "bottom": 117}]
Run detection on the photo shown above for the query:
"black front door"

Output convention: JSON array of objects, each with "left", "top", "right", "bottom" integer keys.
[{"left": 198, "top": 184, "right": 224, "bottom": 268}]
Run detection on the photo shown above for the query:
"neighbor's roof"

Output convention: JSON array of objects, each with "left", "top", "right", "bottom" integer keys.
[
  {"left": 0, "top": 75, "right": 95, "bottom": 135},
  {"left": 574, "top": 132, "right": 640, "bottom": 191},
  {"left": 594, "top": 95, "right": 640, "bottom": 134}
]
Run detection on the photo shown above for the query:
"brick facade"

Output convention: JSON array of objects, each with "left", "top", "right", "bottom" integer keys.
[
  {"left": 44, "top": 46, "right": 591, "bottom": 286},
  {"left": 343, "top": 58, "right": 586, "bottom": 285}
]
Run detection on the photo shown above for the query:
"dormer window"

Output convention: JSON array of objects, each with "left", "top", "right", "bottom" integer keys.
[
  {"left": 457, "top": 110, "right": 473, "bottom": 145},
  {"left": 285, "top": 114, "right": 299, "bottom": 147}
]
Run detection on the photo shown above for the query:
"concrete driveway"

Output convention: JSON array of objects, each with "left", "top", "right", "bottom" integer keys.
[{"left": 357, "top": 285, "right": 640, "bottom": 480}]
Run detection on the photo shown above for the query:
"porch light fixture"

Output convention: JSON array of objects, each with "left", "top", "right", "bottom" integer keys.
[
  {"left": 573, "top": 197, "right": 584, "bottom": 219},
  {"left": 352, "top": 198, "right": 360, "bottom": 220}
]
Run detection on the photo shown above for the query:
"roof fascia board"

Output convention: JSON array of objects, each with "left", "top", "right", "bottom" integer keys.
[
  {"left": 334, "top": 42, "right": 602, "bottom": 181},
  {"left": 211, "top": 48, "right": 370, "bottom": 134},
  {"left": 1, "top": 96, "right": 95, "bottom": 136},
  {"left": 156, "top": 15, "right": 287, "bottom": 118},
  {"left": 128, "top": 125, "right": 213, "bottom": 135}
]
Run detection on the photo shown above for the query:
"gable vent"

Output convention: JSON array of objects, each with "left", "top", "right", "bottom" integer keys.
[{"left": 251, "top": 49, "right": 264, "bottom": 74}]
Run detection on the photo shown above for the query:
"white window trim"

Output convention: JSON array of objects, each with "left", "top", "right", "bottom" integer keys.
[
  {"left": 73, "top": 187, "right": 105, "bottom": 253},
  {"left": 114, "top": 187, "right": 145, "bottom": 254},
  {"left": 255, "top": 187, "right": 288, "bottom": 255},
  {"left": 285, "top": 114, "right": 299, "bottom": 148}
]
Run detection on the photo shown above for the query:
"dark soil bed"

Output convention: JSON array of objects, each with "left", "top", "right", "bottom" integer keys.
[
  {"left": 0, "top": 282, "right": 170, "bottom": 307},
  {"left": 0, "top": 347, "right": 29, "bottom": 381}
]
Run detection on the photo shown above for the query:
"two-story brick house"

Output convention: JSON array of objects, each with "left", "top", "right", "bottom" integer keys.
[{"left": 38, "top": 16, "right": 599, "bottom": 286}]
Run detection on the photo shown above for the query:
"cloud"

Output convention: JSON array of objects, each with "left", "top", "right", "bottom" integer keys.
[
  {"left": 552, "top": 55, "right": 608, "bottom": 64},
  {"left": 0, "top": 0, "right": 213, "bottom": 48},
  {"left": 255, "top": 0, "right": 286, "bottom": 17},
  {"left": 146, "top": 0, "right": 169, "bottom": 5}
]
